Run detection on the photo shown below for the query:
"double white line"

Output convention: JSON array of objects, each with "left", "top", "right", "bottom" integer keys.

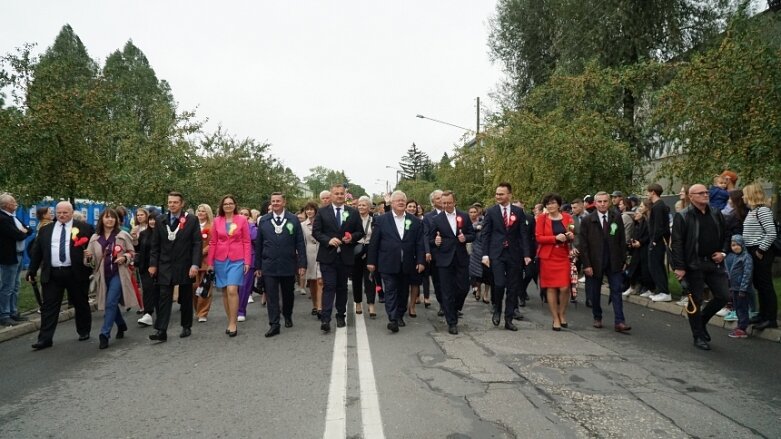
[{"left": 323, "top": 307, "right": 385, "bottom": 439}]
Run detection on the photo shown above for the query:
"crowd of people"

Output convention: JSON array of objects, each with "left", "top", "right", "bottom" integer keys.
[{"left": 0, "top": 170, "right": 777, "bottom": 351}]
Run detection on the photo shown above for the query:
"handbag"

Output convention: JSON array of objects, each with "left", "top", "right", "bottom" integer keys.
[
  {"left": 196, "top": 271, "right": 214, "bottom": 298},
  {"left": 353, "top": 243, "right": 365, "bottom": 257}
]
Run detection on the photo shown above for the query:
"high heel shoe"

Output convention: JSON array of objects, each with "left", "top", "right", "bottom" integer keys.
[
  {"left": 552, "top": 325, "right": 561, "bottom": 331},
  {"left": 355, "top": 303, "right": 362, "bottom": 314},
  {"left": 560, "top": 322, "right": 568, "bottom": 328},
  {"left": 228, "top": 330, "right": 237, "bottom": 337},
  {"left": 409, "top": 309, "right": 417, "bottom": 318},
  {"left": 424, "top": 300, "right": 431, "bottom": 308}
]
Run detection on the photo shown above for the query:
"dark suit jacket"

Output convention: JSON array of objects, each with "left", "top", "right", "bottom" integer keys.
[
  {"left": 150, "top": 212, "right": 202, "bottom": 285},
  {"left": 578, "top": 210, "right": 627, "bottom": 278},
  {"left": 255, "top": 211, "right": 307, "bottom": 277},
  {"left": 429, "top": 210, "right": 475, "bottom": 267},
  {"left": 28, "top": 220, "right": 94, "bottom": 283},
  {"left": 367, "top": 211, "right": 425, "bottom": 274},
  {"left": 481, "top": 204, "right": 530, "bottom": 261},
  {"left": 0, "top": 210, "right": 32, "bottom": 264},
  {"left": 422, "top": 209, "right": 441, "bottom": 255},
  {"left": 313, "top": 204, "right": 364, "bottom": 266}
]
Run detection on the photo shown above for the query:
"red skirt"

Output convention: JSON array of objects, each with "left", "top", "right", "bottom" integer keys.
[{"left": 539, "top": 245, "right": 571, "bottom": 288}]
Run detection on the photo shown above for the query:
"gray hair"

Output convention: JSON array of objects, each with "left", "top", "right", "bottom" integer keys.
[
  {"left": 391, "top": 190, "right": 407, "bottom": 202},
  {"left": 0, "top": 193, "right": 14, "bottom": 210},
  {"left": 319, "top": 190, "right": 331, "bottom": 198},
  {"left": 428, "top": 189, "right": 443, "bottom": 204},
  {"left": 357, "top": 195, "right": 372, "bottom": 204}
]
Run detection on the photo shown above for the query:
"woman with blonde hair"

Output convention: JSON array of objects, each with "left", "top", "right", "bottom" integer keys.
[
  {"left": 193, "top": 203, "right": 214, "bottom": 323},
  {"left": 301, "top": 201, "right": 322, "bottom": 317},
  {"left": 741, "top": 183, "right": 778, "bottom": 330}
]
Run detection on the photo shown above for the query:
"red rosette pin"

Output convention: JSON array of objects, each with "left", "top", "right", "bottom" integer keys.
[
  {"left": 343, "top": 231, "right": 352, "bottom": 242},
  {"left": 112, "top": 244, "right": 123, "bottom": 258},
  {"left": 201, "top": 227, "right": 210, "bottom": 240},
  {"left": 509, "top": 214, "right": 517, "bottom": 226},
  {"left": 456, "top": 215, "right": 463, "bottom": 233},
  {"left": 178, "top": 216, "right": 186, "bottom": 230}
]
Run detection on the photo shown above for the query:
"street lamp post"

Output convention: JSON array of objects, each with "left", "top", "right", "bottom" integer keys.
[
  {"left": 385, "top": 165, "right": 402, "bottom": 187},
  {"left": 416, "top": 97, "right": 481, "bottom": 134}
]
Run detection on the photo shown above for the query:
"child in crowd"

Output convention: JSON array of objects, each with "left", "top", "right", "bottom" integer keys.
[
  {"left": 724, "top": 234, "right": 753, "bottom": 338},
  {"left": 708, "top": 174, "right": 729, "bottom": 211}
]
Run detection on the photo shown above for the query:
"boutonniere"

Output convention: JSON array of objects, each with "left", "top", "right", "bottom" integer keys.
[
  {"left": 610, "top": 223, "right": 618, "bottom": 236},
  {"left": 71, "top": 227, "right": 80, "bottom": 241},
  {"left": 343, "top": 231, "right": 352, "bottom": 241},
  {"left": 201, "top": 227, "right": 210, "bottom": 240},
  {"left": 404, "top": 218, "right": 412, "bottom": 230},
  {"left": 70, "top": 227, "right": 88, "bottom": 247},
  {"left": 286, "top": 223, "right": 294, "bottom": 235},
  {"left": 509, "top": 214, "right": 517, "bottom": 225},
  {"left": 228, "top": 223, "right": 238, "bottom": 236},
  {"left": 112, "top": 244, "right": 123, "bottom": 258},
  {"left": 456, "top": 216, "right": 463, "bottom": 228},
  {"left": 342, "top": 210, "right": 350, "bottom": 221},
  {"left": 178, "top": 216, "right": 186, "bottom": 230}
]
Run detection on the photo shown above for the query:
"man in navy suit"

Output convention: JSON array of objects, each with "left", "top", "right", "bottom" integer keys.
[
  {"left": 481, "top": 183, "right": 531, "bottom": 331},
  {"left": 313, "top": 184, "right": 364, "bottom": 332},
  {"left": 26, "top": 201, "right": 94, "bottom": 350},
  {"left": 423, "top": 190, "right": 443, "bottom": 314},
  {"left": 255, "top": 192, "right": 307, "bottom": 337},
  {"left": 367, "top": 190, "right": 425, "bottom": 333},
  {"left": 429, "top": 191, "right": 475, "bottom": 334}
]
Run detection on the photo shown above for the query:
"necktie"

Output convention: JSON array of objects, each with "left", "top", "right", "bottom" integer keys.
[
  {"left": 502, "top": 207, "right": 509, "bottom": 228},
  {"left": 275, "top": 216, "right": 282, "bottom": 225},
  {"left": 602, "top": 214, "right": 609, "bottom": 235},
  {"left": 59, "top": 223, "right": 67, "bottom": 263},
  {"left": 336, "top": 207, "right": 342, "bottom": 227}
]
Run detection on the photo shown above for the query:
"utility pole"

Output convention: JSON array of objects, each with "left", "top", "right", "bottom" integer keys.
[{"left": 476, "top": 96, "right": 480, "bottom": 135}]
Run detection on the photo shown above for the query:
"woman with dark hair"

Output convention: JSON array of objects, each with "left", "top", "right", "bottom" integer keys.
[
  {"left": 207, "top": 195, "right": 252, "bottom": 337},
  {"left": 84, "top": 208, "right": 137, "bottom": 349},
  {"left": 624, "top": 200, "right": 654, "bottom": 297},
  {"left": 725, "top": 189, "right": 748, "bottom": 237},
  {"left": 237, "top": 206, "right": 257, "bottom": 322},
  {"left": 301, "top": 201, "right": 322, "bottom": 317},
  {"left": 535, "top": 193, "right": 575, "bottom": 331},
  {"left": 35, "top": 206, "right": 53, "bottom": 231},
  {"left": 405, "top": 199, "right": 423, "bottom": 317},
  {"left": 136, "top": 214, "right": 159, "bottom": 327}
]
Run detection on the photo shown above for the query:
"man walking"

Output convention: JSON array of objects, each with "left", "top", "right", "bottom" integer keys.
[
  {"left": 0, "top": 194, "right": 32, "bottom": 327},
  {"left": 27, "top": 201, "right": 94, "bottom": 350},
  {"left": 148, "top": 191, "right": 202, "bottom": 342},
  {"left": 423, "top": 189, "right": 443, "bottom": 315},
  {"left": 313, "top": 184, "right": 364, "bottom": 332},
  {"left": 646, "top": 183, "right": 672, "bottom": 302},
  {"left": 671, "top": 184, "right": 730, "bottom": 350},
  {"left": 255, "top": 192, "right": 307, "bottom": 337}
]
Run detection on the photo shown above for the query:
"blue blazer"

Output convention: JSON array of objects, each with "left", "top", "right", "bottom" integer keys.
[
  {"left": 255, "top": 211, "right": 307, "bottom": 277},
  {"left": 367, "top": 212, "right": 425, "bottom": 275},
  {"left": 481, "top": 204, "right": 530, "bottom": 261},
  {"left": 428, "top": 210, "right": 475, "bottom": 267}
]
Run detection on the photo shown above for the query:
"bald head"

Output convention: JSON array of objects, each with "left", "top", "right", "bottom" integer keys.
[
  {"left": 55, "top": 201, "right": 74, "bottom": 224},
  {"left": 688, "top": 184, "right": 709, "bottom": 209}
]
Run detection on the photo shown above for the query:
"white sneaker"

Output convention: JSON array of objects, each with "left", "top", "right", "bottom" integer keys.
[
  {"left": 651, "top": 293, "right": 672, "bottom": 302},
  {"left": 715, "top": 307, "right": 730, "bottom": 317},
  {"left": 622, "top": 287, "right": 635, "bottom": 297},
  {"left": 237, "top": 315, "right": 246, "bottom": 322},
  {"left": 578, "top": 276, "right": 585, "bottom": 284},
  {"left": 639, "top": 291, "right": 654, "bottom": 298},
  {"left": 137, "top": 313, "right": 153, "bottom": 326},
  {"left": 676, "top": 296, "right": 689, "bottom": 306},
  {"left": 248, "top": 296, "right": 255, "bottom": 303},
  {"left": 198, "top": 317, "right": 207, "bottom": 323}
]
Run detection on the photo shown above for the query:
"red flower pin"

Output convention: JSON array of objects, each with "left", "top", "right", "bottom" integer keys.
[
  {"left": 509, "top": 214, "right": 517, "bottom": 226},
  {"left": 112, "top": 245, "right": 122, "bottom": 258},
  {"left": 201, "top": 227, "right": 210, "bottom": 240},
  {"left": 343, "top": 231, "right": 352, "bottom": 242},
  {"left": 178, "top": 216, "right": 186, "bottom": 230},
  {"left": 456, "top": 216, "right": 463, "bottom": 228},
  {"left": 73, "top": 237, "right": 89, "bottom": 248}
]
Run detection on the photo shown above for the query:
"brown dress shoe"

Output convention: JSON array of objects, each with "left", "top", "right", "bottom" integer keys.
[
  {"left": 593, "top": 320, "right": 603, "bottom": 329},
  {"left": 614, "top": 322, "right": 632, "bottom": 333}
]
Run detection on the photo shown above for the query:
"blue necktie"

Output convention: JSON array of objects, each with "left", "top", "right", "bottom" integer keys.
[
  {"left": 336, "top": 207, "right": 342, "bottom": 227},
  {"left": 59, "top": 223, "right": 67, "bottom": 263}
]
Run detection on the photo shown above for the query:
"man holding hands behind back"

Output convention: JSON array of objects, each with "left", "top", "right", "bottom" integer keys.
[{"left": 367, "top": 190, "right": 425, "bottom": 333}]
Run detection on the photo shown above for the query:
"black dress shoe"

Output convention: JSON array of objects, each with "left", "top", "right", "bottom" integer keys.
[
  {"left": 387, "top": 321, "right": 399, "bottom": 333},
  {"left": 99, "top": 334, "right": 109, "bottom": 349},
  {"left": 11, "top": 313, "right": 29, "bottom": 322},
  {"left": 31, "top": 341, "right": 53, "bottom": 350},
  {"left": 693, "top": 338, "right": 711, "bottom": 350},
  {"left": 513, "top": 309, "right": 523, "bottom": 320},
  {"left": 311, "top": 308, "right": 319, "bottom": 316},
  {"left": 265, "top": 325, "right": 280, "bottom": 337},
  {"left": 336, "top": 317, "right": 346, "bottom": 328},
  {"left": 116, "top": 324, "right": 127, "bottom": 339},
  {"left": 519, "top": 298, "right": 526, "bottom": 308},
  {"left": 228, "top": 330, "right": 238, "bottom": 337},
  {"left": 505, "top": 321, "right": 518, "bottom": 331},
  {"left": 754, "top": 320, "right": 778, "bottom": 331},
  {"left": 492, "top": 311, "right": 501, "bottom": 327},
  {"left": 424, "top": 301, "right": 431, "bottom": 308},
  {"left": 437, "top": 309, "right": 444, "bottom": 317},
  {"left": 78, "top": 334, "right": 90, "bottom": 341},
  {"left": 180, "top": 327, "right": 191, "bottom": 338},
  {"left": 149, "top": 331, "right": 167, "bottom": 342},
  {"left": 398, "top": 317, "right": 406, "bottom": 327},
  {"left": 702, "top": 327, "right": 711, "bottom": 342},
  {"left": 448, "top": 325, "right": 458, "bottom": 335},
  {"left": 321, "top": 321, "right": 331, "bottom": 333},
  {"left": 457, "top": 310, "right": 464, "bottom": 317},
  {"left": 284, "top": 319, "right": 293, "bottom": 328}
]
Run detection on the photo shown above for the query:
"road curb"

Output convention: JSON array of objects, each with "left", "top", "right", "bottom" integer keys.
[{"left": 0, "top": 300, "right": 98, "bottom": 344}]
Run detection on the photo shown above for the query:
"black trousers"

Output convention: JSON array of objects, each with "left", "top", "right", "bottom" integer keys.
[
  {"left": 491, "top": 251, "right": 521, "bottom": 318},
  {"left": 155, "top": 284, "right": 193, "bottom": 331},
  {"left": 265, "top": 275, "right": 295, "bottom": 327},
  {"left": 352, "top": 255, "right": 375, "bottom": 304},
  {"left": 321, "top": 262, "right": 350, "bottom": 322},
  {"left": 439, "top": 262, "right": 469, "bottom": 326},
  {"left": 429, "top": 258, "right": 442, "bottom": 306},
  {"left": 749, "top": 247, "right": 777, "bottom": 322},
  {"left": 380, "top": 272, "right": 410, "bottom": 322},
  {"left": 685, "top": 259, "right": 729, "bottom": 340},
  {"left": 648, "top": 244, "right": 669, "bottom": 294},
  {"left": 37, "top": 267, "right": 91, "bottom": 343},
  {"left": 139, "top": 271, "right": 159, "bottom": 316},
  {"left": 520, "top": 258, "right": 538, "bottom": 300}
]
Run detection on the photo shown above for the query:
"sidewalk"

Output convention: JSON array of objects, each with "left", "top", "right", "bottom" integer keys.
[{"left": 0, "top": 299, "right": 98, "bottom": 343}]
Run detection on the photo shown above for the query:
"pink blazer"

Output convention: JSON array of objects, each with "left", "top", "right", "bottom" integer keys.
[{"left": 208, "top": 214, "right": 252, "bottom": 266}]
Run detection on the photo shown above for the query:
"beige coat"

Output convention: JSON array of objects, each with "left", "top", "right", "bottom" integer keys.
[{"left": 85, "top": 230, "right": 138, "bottom": 311}]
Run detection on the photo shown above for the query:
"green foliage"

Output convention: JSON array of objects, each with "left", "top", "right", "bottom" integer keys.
[
  {"left": 398, "top": 143, "right": 434, "bottom": 181},
  {"left": 303, "top": 166, "right": 368, "bottom": 198}
]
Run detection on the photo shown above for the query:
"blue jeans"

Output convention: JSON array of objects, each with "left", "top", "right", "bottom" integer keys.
[
  {"left": 101, "top": 275, "right": 127, "bottom": 338},
  {"left": 732, "top": 290, "right": 751, "bottom": 331},
  {"left": 586, "top": 270, "right": 626, "bottom": 325},
  {"left": 0, "top": 253, "right": 22, "bottom": 319}
]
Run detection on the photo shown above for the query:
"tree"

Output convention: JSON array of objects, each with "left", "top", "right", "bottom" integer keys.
[
  {"left": 303, "top": 166, "right": 368, "bottom": 198},
  {"left": 398, "top": 143, "right": 433, "bottom": 180}
]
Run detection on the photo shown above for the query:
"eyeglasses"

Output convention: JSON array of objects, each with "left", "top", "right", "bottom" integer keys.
[{"left": 689, "top": 191, "right": 708, "bottom": 196}]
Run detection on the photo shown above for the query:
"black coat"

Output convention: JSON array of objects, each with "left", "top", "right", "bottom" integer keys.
[
  {"left": 367, "top": 212, "right": 425, "bottom": 274},
  {"left": 671, "top": 205, "right": 729, "bottom": 271},
  {"left": 428, "top": 210, "right": 475, "bottom": 267},
  {"left": 481, "top": 204, "right": 530, "bottom": 261},
  {"left": 0, "top": 210, "right": 31, "bottom": 265},
  {"left": 578, "top": 210, "right": 627, "bottom": 278},
  {"left": 313, "top": 205, "right": 364, "bottom": 266},
  {"left": 149, "top": 213, "right": 202, "bottom": 285},
  {"left": 255, "top": 211, "right": 307, "bottom": 277},
  {"left": 28, "top": 220, "right": 94, "bottom": 284}
]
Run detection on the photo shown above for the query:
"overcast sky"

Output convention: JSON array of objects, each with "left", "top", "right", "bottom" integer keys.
[{"left": 1, "top": 0, "right": 502, "bottom": 195}]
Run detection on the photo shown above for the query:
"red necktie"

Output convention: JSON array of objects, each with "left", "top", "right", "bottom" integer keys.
[{"left": 502, "top": 207, "right": 509, "bottom": 228}]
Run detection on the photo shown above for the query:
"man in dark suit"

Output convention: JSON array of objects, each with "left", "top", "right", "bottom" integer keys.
[
  {"left": 578, "top": 191, "right": 631, "bottom": 332},
  {"left": 423, "top": 189, "right": 443, "bottom": 314},
  {"left": 429, "top": 191, "right": 475, "bottom": 334},
  {"left": 0, "top": 194, "right": 32, "bottom": 327},
  {"left": 26, "top": 201, "right": 94, "bottom": 350},
  {"left": 367, "top": 190, "right": 425, "bottom": 333},
  {"left": 148, "top": 191, "right": 202, "bottom": 341},
  {"left": 481, "top": 183, "right": 531, "bottom": 331},
  {"left": 518, "top": 202, "right": 537, "bottom": 308},
  {"left": 313, "top": 184, "right": 364, "bottom": 332},
  {"left": 255, "top": 192, "right": 307, "bottom": 337}
]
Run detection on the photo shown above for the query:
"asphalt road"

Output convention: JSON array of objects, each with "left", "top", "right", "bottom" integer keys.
[{"left": 1, "top": 284, "right": 779, "bottom": 439}]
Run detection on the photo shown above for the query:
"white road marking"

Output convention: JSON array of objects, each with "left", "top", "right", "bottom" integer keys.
[
  {"left": 323, "top": 323, "right": 348, "bottom": 439},
  {"left": 355, "top": 308, "right": 386, "bottom": 439}
]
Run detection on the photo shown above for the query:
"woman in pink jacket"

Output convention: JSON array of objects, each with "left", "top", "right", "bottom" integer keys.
[{"left": 207, "top": 195, "right": 252, "bottom": 337}]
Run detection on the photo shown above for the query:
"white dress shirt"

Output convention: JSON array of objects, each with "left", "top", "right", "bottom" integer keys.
[
  {"left": 393, "top": 211, "right": 406, "bottom": 238},
  {"left": 446, "top": 211, "right": 457, "bottom": 235},
  {"left": 50, "top": 220, "right": 74, "bottom": 267}
]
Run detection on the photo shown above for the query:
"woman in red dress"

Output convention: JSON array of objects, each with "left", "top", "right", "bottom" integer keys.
[{"left": 536, "top": 193, "right": 575, "bottom": 331}]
